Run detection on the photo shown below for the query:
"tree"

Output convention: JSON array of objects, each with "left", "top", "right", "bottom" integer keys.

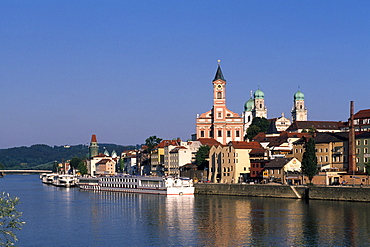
[
  {"left": 69, "top": 157, "right": 81, "bottom": 171},
  {"left": 145, "top": 136, "right": 163, "bottom": 154},
  {"left": 77, "top": 160, "right": 88, "bottom": 175},
  {"left": 246, "top": 117, "right": 269, "bottom": 140},
  {"left": 246, "top": 125, "right": 261, "bottom": 141},
  {"left": 195, "top": 145, "right": 211, "bottom": 170},
  {"left": 0, "top": 192, "right": 25, "bottom": 246},
  {"left": 301, "top": 138, "right": 318, "bottom": 184}
]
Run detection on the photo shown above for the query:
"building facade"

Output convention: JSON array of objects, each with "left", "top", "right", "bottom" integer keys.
[{"left": 196, "top": 63, "right": 244, "bottom": 144}]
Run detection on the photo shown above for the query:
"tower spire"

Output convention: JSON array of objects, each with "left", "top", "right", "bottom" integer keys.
[{"left": 213, "top": 60, "right": 225, "bottom": 82}]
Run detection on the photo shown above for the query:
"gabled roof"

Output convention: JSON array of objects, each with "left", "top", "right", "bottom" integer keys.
[
  {"left": 265, "top": 157, "right": 294, "bottom": 169},
  {"left": 266, "top": 119, "right": 279, "bottom": 134},
  {"left": 314, "top": 132, "right": 348, "bottom": 143},
  {"left": 286, "top": 121, "right": 341, "bottom": 131},
  {"left": 228, "top": 141, "right": 266, "bottom": 154},
  {"left": 96, "top": 159, "right": 113, "bottom": 165},
  {"left": 268, "top": 132, "right": 310, "bottom": 147},
  {"left": 354, "top": 109, "right": 370, "bottom": 119},
  {"left": 156, "top": 140, "right": 180, "bottom": 148},
  {"left": 197, "top": 138, "right": 222, "bottom": 147}
]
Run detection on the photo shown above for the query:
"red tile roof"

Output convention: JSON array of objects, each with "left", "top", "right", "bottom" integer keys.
[
  {"left": 354, "top": 109, "right": 370, "bottom": 119},
  {"left": 197, "top": 138, "right": 222, "bottom": 147}
]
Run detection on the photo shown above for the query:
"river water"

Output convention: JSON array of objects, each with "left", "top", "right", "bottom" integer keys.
[{"left": 1, "top": 175, "right": 370, "bottom": 246}]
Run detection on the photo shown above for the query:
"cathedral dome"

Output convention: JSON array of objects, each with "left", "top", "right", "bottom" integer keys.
[
  {"left": 254, "top": 89, "right": 264, "bottom": 99},
  {"left": 294, "top": 90, "right": 305, "bottom": 100},
  {"left": 244, "top": 97, "right": 254, "bottom": 111}
]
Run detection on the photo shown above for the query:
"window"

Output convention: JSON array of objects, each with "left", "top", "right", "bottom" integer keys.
[
  {"left": 227, "top": 130, "right": 231, "bottom": 137},
  {"left": 218, "top": 112, "right": 222, "bottom": 118},
  {"left": 325, "top": 156, "right": 328, "bottom": 162},
  {"left": 365, "top": 157, "right": 368, "bottom": 163},
  {"left": 356, "top": 158, "right": 360, "bottom": 163},
  {"left": 236, "top": 130, "right": 240, "bottom": 137},
  {"left": 356, "top": 148, "right": 360, "bottom": 154},
  {"left": 365, "top": 140, "right": 368, "bottom": 145},
  {"left": 365, "top": 148, "right": 368, "bottom": 154},
  {"left": 217, "top": 92, "right": 222, "bottom": 99},
  {"left": 200, "top": 131, "right": 204, "bottom": 137},
  {"left": 356, "top": 140, "right": 361, "bottom": 146},
  {"left": 218, "top": 130, "right": 222, "bottom": 137}
]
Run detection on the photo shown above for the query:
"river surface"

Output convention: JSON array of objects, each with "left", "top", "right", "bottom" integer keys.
[{"left": 1, "top": 175, "right": 370, "bottom": 246}]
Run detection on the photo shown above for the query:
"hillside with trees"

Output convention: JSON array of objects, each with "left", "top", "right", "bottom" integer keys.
[{"left": 0, "top": 144, "right": 138, "bottom": 170}]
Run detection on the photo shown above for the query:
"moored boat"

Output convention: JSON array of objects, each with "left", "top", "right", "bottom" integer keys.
[
  {"left": 42, "top": 173, "right": 58, "bottom": 184},
  {"left": 78, "top": 176, "right": 194, "bottom": 195},
  {"left": 53, "top": 174, "right": 78, "bottom": 188}
]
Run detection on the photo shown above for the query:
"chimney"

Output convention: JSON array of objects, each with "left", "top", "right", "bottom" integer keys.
[{"left": 348, "top": 101, "right": 356, "bottom": 173}]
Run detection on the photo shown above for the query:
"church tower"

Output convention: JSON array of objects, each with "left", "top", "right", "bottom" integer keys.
[
  {"left": 89, "top": 134, "right": 99, "bottom": 158},
  {"left": 291, "top": 90, "right": 307, "bottom": 121},
  {"left": 196, "top": 61, "right": 243, "bottom": 144},
  {"left": 243, "top": 91, "right": 254, "bottom": 135},
  {"left": 252, "top": 88, "right": 267, "bottom": 118}
]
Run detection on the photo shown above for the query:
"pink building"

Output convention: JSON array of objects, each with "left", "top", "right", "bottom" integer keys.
[{"left": 196, "top": 62, "right": 244, "bottom": 144}]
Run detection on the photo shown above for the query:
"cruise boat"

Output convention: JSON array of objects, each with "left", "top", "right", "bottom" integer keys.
[
  {"left": 42, "top": 173, "right": 58, "bottom": 184},
  {"left": 78, "top": 176, "right": 194, "bottom": 195},
  {"left": 52, "top": 174, "right": 78, "bottom": 188}
]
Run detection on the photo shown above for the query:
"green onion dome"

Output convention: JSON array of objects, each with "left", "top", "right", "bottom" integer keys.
[
  {"left": 294, "top": 90, "right": 305, "bottom": 100},
  {"left": 254, "top": 89, "right": 264, "bottom": 99}
]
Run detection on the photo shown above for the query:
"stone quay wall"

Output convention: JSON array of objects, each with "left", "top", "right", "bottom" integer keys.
[{"left": 195, "top": 183, "right": 370, "bottom": 202}]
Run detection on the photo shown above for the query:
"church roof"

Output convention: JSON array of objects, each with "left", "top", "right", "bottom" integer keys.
[
  {"left": 91, "top": 134, "right": 97, "bottom": 143},
  {"left": 294, "top": 90, "right": 305, "bottom": 100},
  {"left": 213, "top": 64, "right": 226, "bottom": 82},
  {"left": 254, "top": 89, "right": 264, "bottom": 99},
  {"left": 244, "top": 97, "right": 254, "bottom": 111}
]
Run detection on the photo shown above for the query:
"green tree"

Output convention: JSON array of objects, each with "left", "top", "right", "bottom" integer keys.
[
  {"left": 145, "top": 136, "right": 163, "bottom": 153},
  {"left": 69, "top": 157, "right": 81, "bottom": 171},
  {"left": 0, "top": 192, "right": 25, "bottom": 246},
  {"left": 301, "top": 138, "right": 318, "bottom": 184},
  {"left": 195, "top": 145, "right": 211, "bottom": 170},
  {"left": 77, "top": 160, "right": 88, "bottom": 175},
  {"left": 119, "top": 158, "right": 124, "bottom": 172},
  {"left": 246, "top": 117, "right": 269, "bottom": 140}
]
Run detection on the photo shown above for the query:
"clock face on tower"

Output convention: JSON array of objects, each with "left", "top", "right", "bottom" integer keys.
[{"left": 217, "top": 84, "right": 222, "bottom": 90}]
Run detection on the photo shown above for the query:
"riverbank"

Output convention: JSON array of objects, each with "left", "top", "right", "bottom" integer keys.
[{"left": 195, "top": 183, "right": 370, "bottom": 202}]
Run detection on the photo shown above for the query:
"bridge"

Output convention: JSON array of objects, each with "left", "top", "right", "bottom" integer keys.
[{"left": 0, "top": 170, "right": 53, "bottom": 176}]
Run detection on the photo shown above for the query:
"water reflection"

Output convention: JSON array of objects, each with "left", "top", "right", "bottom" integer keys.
[
  {"left": 193, "top": 196, "right": 370, "bottom": 246},
  {"left": 1, "top": 175, "right": 370, "bottom": 246}
]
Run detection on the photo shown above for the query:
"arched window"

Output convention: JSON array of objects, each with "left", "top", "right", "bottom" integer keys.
[{"left": 217, "top": 92, "right": 222, "bottom": 99}]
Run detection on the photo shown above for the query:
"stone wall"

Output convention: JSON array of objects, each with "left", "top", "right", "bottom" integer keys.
[
  {"left": 309, "top": 186, "right": 370, "bottom": 202},
  {"left": 195, "top": 183, "right": 307, "bottom": 199},
  {"left": 195, "top": 183, "right": 370, "bottom": 202}
]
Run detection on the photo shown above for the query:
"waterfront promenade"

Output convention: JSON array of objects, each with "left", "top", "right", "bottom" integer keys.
[{"left": 195, "top": 183, "right": 370, "bottom": 202}]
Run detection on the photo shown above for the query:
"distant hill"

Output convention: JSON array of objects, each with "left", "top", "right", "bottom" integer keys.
[{"left": 0, "top": 143, "right": 139, "bottom": 170}]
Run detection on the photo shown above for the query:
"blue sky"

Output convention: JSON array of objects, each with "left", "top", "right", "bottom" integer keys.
[{"left": 1, "top": 1, "right": 369, "bottom": 149}]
